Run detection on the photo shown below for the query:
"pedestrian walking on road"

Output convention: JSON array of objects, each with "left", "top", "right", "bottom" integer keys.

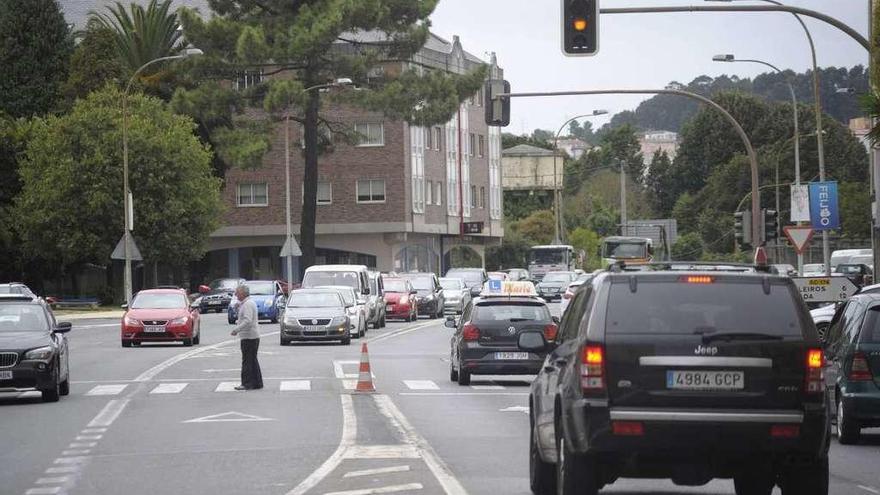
[{"left": 231, "top": 285, "right": 263, "bottom": 390}]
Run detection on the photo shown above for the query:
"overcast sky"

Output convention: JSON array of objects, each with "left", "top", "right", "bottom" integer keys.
[{"left": 430, "top": 0, "right": 870, "bottom": 134}]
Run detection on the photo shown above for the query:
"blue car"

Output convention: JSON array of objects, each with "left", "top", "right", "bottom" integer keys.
[{"left": 227, "top": 280, "right": 285, "bottom": 324}]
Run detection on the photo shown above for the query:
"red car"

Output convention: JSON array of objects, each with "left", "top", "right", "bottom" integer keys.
[
  {"left": 383, "top": 278, "right": 418, "bottom": 321},
  {"left": 121, "top": 288, "right": 201, "bottom": 347}
]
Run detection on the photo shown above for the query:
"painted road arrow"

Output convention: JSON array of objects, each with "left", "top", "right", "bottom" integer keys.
[{"left": 183, "top": 411, "right": 275, "bottom": 423}]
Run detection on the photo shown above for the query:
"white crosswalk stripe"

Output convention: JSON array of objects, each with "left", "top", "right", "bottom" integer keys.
[
  {"left": 85, "top": 384, "right": 127, "bottom": 396},
  {"left": 149, "top": 383, "right": 188, "bottom": 394},
  {"left": 403, "top": 380, "right": 439, "bottom": 390},
  {"left": 280, "top": 380, "right": 311, "bottom": 391},
  {"left": 214, "top": 382, "right": 239, "bottom": 392}
]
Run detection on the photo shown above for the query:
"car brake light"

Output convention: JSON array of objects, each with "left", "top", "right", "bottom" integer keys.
[
  {"left": 462, "top": 323, "right": 480, "bottom": 341},
  {"left": 680, "top": 275, "right": 714, "bottom": 284},
  {"left": 850, "top": 352, "right": 873, "bottom": 381},
  {"left": 612, "top": 421, "right": 644, "bottom": 436},
  {"left": 805, "top": 348, "right": 824, "bottom": 394},
  {"left": 770, "top": 424, "right": 800, "bottom": 438},
  {"left": 581, "top": 345, "right": 605, "bottom": 393},
  {"left": 543, "top": 323, "right": 558, "bottom": 341}
]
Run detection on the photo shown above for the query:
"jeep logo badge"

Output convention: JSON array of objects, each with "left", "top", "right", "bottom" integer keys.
[{"left": 694, "top": 344, "right": 719, "bottom": 356}]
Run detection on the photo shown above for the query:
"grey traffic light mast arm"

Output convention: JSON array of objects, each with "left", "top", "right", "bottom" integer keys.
[{"left": 496, "top": 88, "right": 762, "bottom": 246}]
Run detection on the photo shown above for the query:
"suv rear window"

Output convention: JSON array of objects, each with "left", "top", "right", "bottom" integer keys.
[
  {"left": 860, "top": 308, "right": 880, "bottom": 343},
  {"left": 606, "top": 280, "right": 802, "bottom": 336},
  {"left": 473, "top": 302, "right": 551, "bottom": 323}
]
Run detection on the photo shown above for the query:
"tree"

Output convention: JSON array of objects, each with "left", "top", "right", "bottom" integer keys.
[
  {"left": 513, "top": 210, "right": 556, "bottom": 246},
  {"left": 92, "top": 0, "right": 182, "bottom": 77},
  {"left": 502, "top": 132, "right": 553, "bottom": 151},
  {"left": 569, "top": 227, "right": 601, "bottom": 269},
  {"left": 486, "top": 229, "right": 530, "bottom": 270},
  {"left": 14, "top": 87, "right": 222, "bottom": 279},
  {"left": 0, "top": 0, "right": 72, "bottom": 117},
  {"left": 839, "top": 182, "right": 871, "bottom": 240},
  {"left": 645, "top": 150, "right": 675, "bottom": 216},
  {"left": 0, "top": 113, "right": 31, "bottom": 280},
  {"left": 175, "top": 0, "right": 486, "bottom": 272},
  {"left": 63, "top": 21, "right": 124, "bottom": 103},
  {"left": 672, "top": 232, "right": 704, "bottom": 261}
]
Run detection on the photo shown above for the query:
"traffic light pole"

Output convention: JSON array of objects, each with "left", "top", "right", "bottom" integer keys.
[{"left": 498, "top": 88, "right": 762, "bottom": 245}]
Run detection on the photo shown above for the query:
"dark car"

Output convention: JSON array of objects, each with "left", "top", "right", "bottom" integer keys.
[
  {"left": 0, "top": 295, "right": 72, "bottom": 402},
  {"left": 445, "top": 268, "right": 488, "bottom": 297},
  {"left": 835, "top": 263, "right": 873, "bottom": 288},
  {"left": 523, "top": 267, "right": 830, "bottom": 495},
  {"left": 400, "top": 272, "right": 445, "bottom": 319},
  {"left": 197, "top": 278, "right": 245, "bottom": 313},
  {"left": 535, "top": 271, "right": 576, "bottom": 300},
  {"left": 448, "top": 296, "right": 558, "bottom": 386},
  {"left": 822, "top": 293, "right": 880, "bottom": 444}
]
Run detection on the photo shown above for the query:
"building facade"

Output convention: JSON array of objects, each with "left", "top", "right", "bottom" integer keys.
[
  {"left": 639, "top": 130, "right": 679, "bottom": 165},
  {"left": 197, "top": 34, "right": 504, "bottom": 282}
]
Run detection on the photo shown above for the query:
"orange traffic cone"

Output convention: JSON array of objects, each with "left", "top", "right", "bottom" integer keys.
[{"left": 355, "top": 343, "right": 376, "bottom": 393}]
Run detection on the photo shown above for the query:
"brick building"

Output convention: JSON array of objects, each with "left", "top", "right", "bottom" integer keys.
[{"left": 198, "top": 34, "right": 505, "bottom": 282}]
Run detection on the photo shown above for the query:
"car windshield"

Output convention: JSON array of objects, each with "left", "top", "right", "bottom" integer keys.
[
  {"left": 404, "top": 276, "right": 433, "bottom": 291},
  {"left": 473, "top": 303, "right": 551, "bottom": 323},
  {"left": 210, "top": 279, "right": 239, "bottom": 290},
  {"left": 384, "top": 280, "right": 409, "bottom": 293},
  {"left": 488, "top": 273, "right": 506, "bottom": 280},
  {"left": 0, "top": 286, "right": 25, "bottom": 294},
  {"left": 0, "top": 304, "right": 49, "bottom": 332},
  {"left": 246, "top": 282, "right": 275, "bottom": 295},
  {"left": 836, "top": 265, "right": 862, "bottom": 274},
  {"left": 529, "top": 250, "right": 566, "bottom": 264},
  {"left": 288, "top": 293, "right": 342, "bottom": 308},
  {"left": 604, "top": 242, "right": 647, "bottom": 258},
  {"left": 804, "top": 264, "right": 825, "bottom": 272},
  {"left": 606, "top": 280, "right": 802, "bottom": 336},
  {"left": 543, "top": 273, "right": 572, "bottom": 282},
  {"left": 440, "top": 279, "right": 463, "bottom": 290},
  {"left": 850, "top": 256, "right": 873, "bottom": 266},
  {"left": 131, "top": 293, "right": 187, "bottom": 309},
  {"left": 302, "top": 271, "right": 360, "bottom": 289},
  {"left": 446, "top": 270, "right": 483, "bottom": 285}
]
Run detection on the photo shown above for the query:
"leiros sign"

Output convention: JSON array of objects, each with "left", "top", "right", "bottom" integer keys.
[{"left": 792, "top": 276, "right": 858, "bottom": 303}]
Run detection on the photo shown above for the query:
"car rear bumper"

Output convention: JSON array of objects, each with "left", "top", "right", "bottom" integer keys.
[
  {"left": 417, "top": 300, "right": 440, "bottom": 314},
  {"left": 460, "top": 347, "right": 544, "bottom": 375},
  {"left": 565, "top": 402, "right": 829, "bottom": 463},
  {"left": 444, "top": 301, "right": 463, "bottom": 313},
  {"left": 841, "top": 392, "right": 880, "bottom": 425}
]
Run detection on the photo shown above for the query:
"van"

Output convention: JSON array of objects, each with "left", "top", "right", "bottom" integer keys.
[
  {"left": 302, "top": 265, "right": 371, "bottom": 301},
  {"left": 831, "top": 249, "right": 872, "bottom": 271}
]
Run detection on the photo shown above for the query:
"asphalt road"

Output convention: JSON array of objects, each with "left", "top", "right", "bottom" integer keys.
[{"left": 2, "top": 304, "right": 879, "bottom": 495}]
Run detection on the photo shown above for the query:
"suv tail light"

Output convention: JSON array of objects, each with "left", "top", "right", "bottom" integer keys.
[
  {"left": 462, "top": 323, "right": 480, "bottom": 341},
  {"left": 805, "top": 348, "right": 824, "bottom": 394},
  {"left": 580, "top": 345, "right": 606, "bottom": 394},
  {"left": 543, "top": 323, "right": 558, "bottom": 342},
  {"left": 849, "top": 352, "right": 873, "bottom": 381}
]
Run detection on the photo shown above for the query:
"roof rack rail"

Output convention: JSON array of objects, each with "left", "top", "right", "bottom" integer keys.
[{"left": 608, "top": 261, "right": 776, "bottom": 274}]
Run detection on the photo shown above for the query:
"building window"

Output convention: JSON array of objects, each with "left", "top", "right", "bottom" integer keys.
[
  {"left": 357, "top": 179, "right": 386, "bottom": 203},
  {"left": 426, "top": 180, "right": 433, "bottom": 206},
  {"left": 434, "top": 127, "right": 442, "bottom": 151},
  {"left": 300, "top": 181, "right": 332, "bottom": 205},
  {"left": 480, "top": 186, "right": 486, "bottom": 209},
  {"left": 470, "top": 185, "right": 477, "bottom": 209},
  {"left": 478, "top": 135, "right": 485, "bottom": 157},
  {"left": 237, "top": 183, "right": 268, "bottom": 207},
  {"left": 469, "top": 133, "right": 476, "bottom": 157},
  {"left": 435, "top": 182, "right": 442, "bottom": 205},
  {"left": 354, "top": 122, "right": 385, "bottom": 147},
  {"left": 234, "top": 69, "right": 264, "bottom": 91},
  {"left": 425, "top": 128, "right": 433, "bottom": 150}
]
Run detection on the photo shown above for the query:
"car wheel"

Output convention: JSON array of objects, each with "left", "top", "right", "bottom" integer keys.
[
  {"left": 837, "top": 398, "right": 860, "bottom": 445},
  {"left": 450, "top": 361, "right": 459, "bottom": 382},
  {"left": 59, "top": 377, "right": 70, "bottom": 396},
  {"left": 458, "top": 362, "right": 471, "bottom": 386},
  {"left": 122, "top": 340, "right": 132, "bottom": 348},
  {"left": 555, "top": 417, "right": 597, "bottom": 495},
  {"left": 781, "top": 457, "right": 828, "bottom": 495},
  {"left": 198, "top": 307, "right": 206, "bottom": 314},
  {"left": 193, "top": 331, "right": 200, "bottom": 345},
  {"left": 530, "top": 406, "right": 556, "bottom": 495},
  {"left": 341, "top": 336, "right": 351, "bottom": 345},
  {"left": 183, "top": 338, "right": 193, "bottom": 347},
  {"left": 41, "top": 366, "right": 60, "bottom": 403},
  {"left": 280, "top": 338, "right": 289, "bottom": 346},
  {"left": 380, "top": 315, "right": 386, "bottom": 328}
]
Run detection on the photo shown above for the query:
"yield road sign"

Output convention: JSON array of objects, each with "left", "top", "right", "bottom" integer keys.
[
  {"left": 280, "top": 236, "right": 302, "bottom": 257},
  {"left": 110, "top": 232, "right": 142, "bottom": 261},
  {"left": 792, "top": 276, "right": 858, "bottom": 304},
  {"left": 783, "top": 226, "right": 814, "bottom": 255}
]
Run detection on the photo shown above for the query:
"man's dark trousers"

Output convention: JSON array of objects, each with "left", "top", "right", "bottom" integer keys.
[{"left": 240, "top": 338, "right": 263, "bottom": 389}]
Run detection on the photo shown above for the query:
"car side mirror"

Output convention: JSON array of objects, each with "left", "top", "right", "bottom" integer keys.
[
  {"left": 518, "top": 331, "right": 547, "bottom": 353},
  {"left": 54, "top": 322, "right": 72, "bottom": 333},
  {"left": 198, "top": 285, "right": 211, "bottom": 294},
  {"left": 552, "top": 316, "right": 560, "bottom": 324},
  {"left": 444, "top": 316, "right": 456, "bottom": 328}
]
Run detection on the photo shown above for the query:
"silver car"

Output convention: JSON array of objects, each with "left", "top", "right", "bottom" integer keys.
[
  {"left": 367, "top": 271, "right": 387, "bottom": 329},
  {"left": 440, "top": 277, "right": 471, "bottom": 314},
  {"left": 280, "top": 289, "right": 351, "bottom": 345},
  {"left": 322, "top": 286, "right": 368, "bottom": 338}
]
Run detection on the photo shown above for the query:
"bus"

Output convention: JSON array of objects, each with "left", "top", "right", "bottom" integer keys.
[
  {"left": 601, "top": 236, "right": 653, "bottom": 267},
  {"left": 528, "top": 245, "right": 579, "bottom": 281}
]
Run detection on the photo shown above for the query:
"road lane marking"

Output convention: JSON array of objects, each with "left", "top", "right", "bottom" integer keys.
[
  {"left": 35, "top": 476, "right": 71, "bottom": 484},
  {"left": 470, "top": 384, "right": 504, "bottom": 390},
  {"left": 53, "top": 457, "right": 89, "bottom": 465},
  {"left": 499, "top": 406, "right": 530, "bottom": 415},
  {"left": 286, "top": 395, "right": 357, "bottom": 495},
  {"left": 75, "top": 435, "right": 102, "bottom": 441},
  {"left": 69, "top": 442, "right": 96, "bottom": 448},
  {"left": 44, "top": 467, "right": 78, "bottom": 474},
  {"left": 183, "top": 411, "right": 274, "bottom": 423},
  {"left": 366, "top": 320, "right": 439, "bottom": 344},
  {"left": 859, "top": 486, "right": 880, "bottom": 494},
  {"left": 343, "top": 465, "right": 411, "bottom": 478},
  {"left": 150, "top": 383, "right": 188, "bottom": 394},
  {"left": 61, "top": 450, "right": 91, "bottom": 456},
  {"left": 323, "top": 484, "right": 423, "bottom": 495},
  {"left": 404, "top": 380, "right": 439, "bottom": 390},
  {"left": 81, "top": 428, "right": 106, "bottom": 433},
  {"left": 215, "top": 381, "right": 240, "bottom": 392},
  {"left": 85, "top": 384, "right": 127, "bottom": 396},
  {"left": 25, "top": 488, "right": 62, "bottom": 495},
  {"left": 373, "top": 395, "right": 468, "bottom": 495},
  {"left": 399, "top": 392, "right": 528, "bottom": 397},
  {"left": 202, "top": 368, "right": 240, "bottom": 372},
  {"left": 88, "top": 398, "right": 130, "bottom": 427},
  {"left": 342, "top": 380, "right": 357, "bottom": 390},
  {"left": 280, "top": 380, "right": 312, "bottom": 391},
  {"left": 344, "top": 445, "right": 421, "bottom": 459},
  {"left": 74, "top": 323, "right": 119, "bottom": 328}
]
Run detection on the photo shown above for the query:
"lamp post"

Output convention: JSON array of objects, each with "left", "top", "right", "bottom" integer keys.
[
  {"left": 282, "top": 78, "right": 354, "bottom": 286},
  {"left": 706, "top": 0, "right": 830, "bottom": 275},
  {"left": 552, "top": 110, "right": 608, "bottom": 244},
  {"left": 122, "top": 48, "right": 202, "bottom": 304},
  {"left": 713, "top": 53, "right": 800, "bottom": 269}
]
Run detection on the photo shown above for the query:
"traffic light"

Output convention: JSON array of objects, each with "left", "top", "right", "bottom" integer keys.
[
  {"left": 734, "top": 210, "right": 752, "bottom": 247},
  {"left": 762, "top": 209, "right": 779, "bottom": 243},
  {"left": 562, "top": 0, "right": 599, "bottom": 56},
  {"left": 484, "top": 79, "right": 511, "bottom": 127}
]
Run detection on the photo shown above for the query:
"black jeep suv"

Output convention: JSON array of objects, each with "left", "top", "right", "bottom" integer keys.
[{"left": 522, "top": 264, "right": 830, "bottom": 495}]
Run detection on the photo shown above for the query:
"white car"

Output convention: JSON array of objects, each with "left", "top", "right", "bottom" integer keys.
[{"left": 322, "top": 286, "right": 367, "bottom": 338}]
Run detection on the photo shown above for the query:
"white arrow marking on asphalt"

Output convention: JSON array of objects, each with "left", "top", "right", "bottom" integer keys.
[
  {"left": 499, "top": 406, "right": 529, "bottom": 415},
  {"left": 182, "top": 411, "right": 275, "bottom": 423},
  {"left": 323, "top": 483, "right": 424, "bottom": 495}
]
